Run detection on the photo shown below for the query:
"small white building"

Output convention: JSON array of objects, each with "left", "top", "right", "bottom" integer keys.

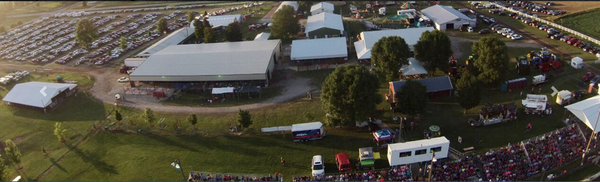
[
  {"left": 421, "top": 5, "right": 476, "bottom": 30},
  {"left": 310, "top": 2, "right": 334, "bottom": 15},
  {"left": 571, "top": 57, "right": 584, "bottom": 69},
  {"left": 387, "top": 137, "right": 450, "bottom": 167}
]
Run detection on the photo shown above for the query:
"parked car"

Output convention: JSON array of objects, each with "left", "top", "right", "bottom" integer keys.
[
  {"left": 479, "top": 29, "right": 491, "bottom": 34},
  {"left": 312, "top": 155, "right": 325, "bottom": 178},
  {"left": 117, "top": 77, "right": 129, "bottom": 83},
  {"left": 583, "top": 72, "right": 596, "bottom": 82},
  {"left": 511, "top": 34, "right": 523, "bottom": 40}
]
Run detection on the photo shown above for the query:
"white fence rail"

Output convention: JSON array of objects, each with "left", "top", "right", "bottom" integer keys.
[
  {"left": 261, "top": 126, "right": 292, "bottom": 133},
  {"left": 491, "top": 2, "right": 600, "bottom": 46}
]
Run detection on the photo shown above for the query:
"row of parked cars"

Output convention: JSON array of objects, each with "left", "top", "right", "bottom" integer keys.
[
  {"left": 506, "top": 1, "right": 566, "bottom": 16},
  {"left": 477, "top": 13, "right": 523, "bottom": 40},
  {"left": 509, "top": 13, "right": 600, "bottom": 57},
  {"left": 0, "top": 71, "right": 29, "bottom": 85}
]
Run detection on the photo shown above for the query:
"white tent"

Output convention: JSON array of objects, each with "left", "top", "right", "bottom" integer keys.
[
  {"left": 400, "top": 58, "right": 427, "bottom": 76},
  {"left": 565, "top": 95, "right": 600, "bottom": 132},
  {"left": 211, "top": 87, "right": 235, "bottom": 94}
]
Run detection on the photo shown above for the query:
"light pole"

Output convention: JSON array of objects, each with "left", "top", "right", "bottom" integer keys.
[
  {"left": 427, "top": 151, "right": 437, "bottom": 181},
  {"left": 172, "top": 159, "right": 187, "bottom": 181}
]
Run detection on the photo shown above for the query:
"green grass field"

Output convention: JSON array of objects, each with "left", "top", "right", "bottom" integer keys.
[
  {"left": 0, "top": 16, "right": 40, "bottom": 31},
  {"left": 558, "top": 9, "right": 600, "bottom": 41},
  {"left": 162, "top": 86, "right": 283, "bottom": 107},
  {"left": 8, "top": 2, "right": 75, "bottom": 15}
]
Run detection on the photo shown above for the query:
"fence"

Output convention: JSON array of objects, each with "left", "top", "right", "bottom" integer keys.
[{"left": 491, "top": 2, "right": 600, "bottom": 46}]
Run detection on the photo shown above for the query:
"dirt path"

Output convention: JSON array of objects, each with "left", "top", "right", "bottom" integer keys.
[{"left": 258, "top": 2, "right": 281, "bottom": 23}]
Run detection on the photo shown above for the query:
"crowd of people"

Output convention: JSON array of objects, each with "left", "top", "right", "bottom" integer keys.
[
  {"left": 430, "top": 124, "right": 591, "bottom": 181},
  {"left": 293, "top": 166, "right": 413, "bottom": 181},
  {"left": 188, "top": 172, "right": 281, "bottom": 181}
]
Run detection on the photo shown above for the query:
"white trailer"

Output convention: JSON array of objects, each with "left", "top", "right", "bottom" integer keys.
[
  {"left": 291, "top": 122, "right": 325, "bottom": 142},
  {"left": 522, "top": 94, "right": 549, "bottom": 114},
  {"left": 556, "top": 90, "right": 572, "bottom": 105},
  {"left": 387, "top": 137, "right": 449, "bottom": 167}
]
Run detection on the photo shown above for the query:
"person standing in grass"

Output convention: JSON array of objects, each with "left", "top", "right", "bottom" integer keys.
[{"left": 281, "top": 156, "right": 286, "bottom": 166}]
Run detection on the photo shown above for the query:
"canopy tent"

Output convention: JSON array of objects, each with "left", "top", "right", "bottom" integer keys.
[
  {"left": 401, "top": 58, "right": 428, "bottom": 76},
  {"left": 565, "top": 95, "right": 600, "bottom": 132},
  {"left": 400, "top": 2, "right": 414, "bottom": 9},
  {"left": 387, "top": 14, "right": 409, "bottom": 21},
  {"left": 373, "top": 129, "right": 394, "bottom": 141},
  {"left": 211, "top": 87, "right": 235, "bottom": 94}
]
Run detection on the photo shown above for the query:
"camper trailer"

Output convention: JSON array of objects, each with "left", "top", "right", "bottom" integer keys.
[
  {"left": 522, "top": 94, "right": 550, "bottom": 115},
  {"left": 556, "top": 90, "right": 572, "bottom": 106}
]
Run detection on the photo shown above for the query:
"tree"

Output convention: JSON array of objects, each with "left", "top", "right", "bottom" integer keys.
[
  {"left": 82, "top": 1, "right": 87, "bottom": 7},
  {"left": 141, "top": 108, "right": 155, "bottom": 125},
  {"left": 186, "top": 11, "right": 194, "bottom": 23},
  {"left": 193, "top": 19, "right": 203, "bottom": 40},
  {"left": 53, "top": 122, "right": 68, "bottom": 143},
  {"left": 271, "top": 5, "right": 300, "bottom": 41},
  {"left": 156, "top": 18, "right": 168, "bottom": 34},
  {"left": 297, "top": 1, "right": 316, "bottom": 14},
  {"left": 237, "top": 109, "right": 252, "bottom": 128},
  {"left": 75, "top": 18, "right": 98, "bottom": 49},
  {"left": 0, "top": 156, "right": 8, "bottom": 181},
  {"left": 10, "top": 23, "right": 16, "bottom": 28},
  {"left": 3, "top": 139, "right": 21, "bottom": 169},
  {"left": 119, "top": 36, "right": 127, "bottom": 50},
  {"left": 187, "top": 114, "right": 197, "bottom": 127},
  {"left": 414, "top": 30, "right": 453, "bottom": 75},
  {"left": 395, "top": 80, "right": 428, "bottom": 116},
  {"left": 371, "top": 36, "right": 410, "bottom": 81},
  {"left": 225, "top": 19, "right": 243, "bottom": 42},
  {"left": 115, "top": 110, "right": 122, "bottom": 122},
  {"left": 472, "top": 37, "right": 509, "bottom": 85},
  {"left": 455, "top": 72, "right": 481, "bottom": 114},
  {"left": 202, "top": 17, "right": 211, "bottom": 28},
  {"left": 321, "top": 65, "right": 381, "bottom": 126},
  {"left": 204, "top": 27, "right": 214, "bottom": 43}
]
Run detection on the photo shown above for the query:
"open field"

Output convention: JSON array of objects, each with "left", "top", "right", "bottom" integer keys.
[
  {"left": 534, "top": 1, "right": 600, "bottom": 20},
  {"left": 7, "top": 2, "right": 76, "bottom": 15},
  {"left": 558, "top": 9, "right": 600, "bottom": 41},
  {"left": 0, "top": 16, "right": 39, "bottom": 30}
]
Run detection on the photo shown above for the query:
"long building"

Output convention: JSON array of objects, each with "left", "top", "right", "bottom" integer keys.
[{"left": 129, "top": 40, "right": 282, "bottom": 86}]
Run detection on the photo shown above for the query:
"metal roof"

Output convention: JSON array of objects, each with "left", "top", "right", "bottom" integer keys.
[
  {"left": 390, "top": 76, "right": 454, "bottom": 94},
  {"left": 2, "top": 82, "right": 77, "bottom": 108},
  {"left": 310, "top": 2, "right": 334, "bottom": 13},
  {"left": 290, "top": 37, "right": 348, "bottom": 60},
  {"left": 254, "top": 32, "right": 271, "bottom": 41},
  {"left": 421, "top": 5, "right": 476, "bottom": 25},
  {"left": 130, "top": 40, "right": 281, "bottom": 81},
  {"left": 354, "top": 27, "right": 435, "bottom": 59},
  {"left": 276, "top": 1, "right": 299, "bottom": 12},
  {"left": 305, "top": 12, "right": 344, "bottom": 34},
  {"left": 401, "top": 58, "right": 428, "bottom": 76},
  {"left": 291, "top": 122, "right": 323, "bottom": 132},
  {"left": 137, "top": 26, "right": 194, "bottom": 58},
  {"left": 195, "top": 14, "right": 243, "bottom": 28},
  {"left": 387, "top": 136, "right": 449, "bottom": 151}
]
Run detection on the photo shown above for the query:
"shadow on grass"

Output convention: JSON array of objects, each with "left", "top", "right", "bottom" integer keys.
[
  {"left": 66, "top": 144, "right": 118, "bottom": 175},
  {"left": 10, "top": 93, "right": 106, "bottom": 122},
  {"left": 49, "top": 157, "right": 67, "bottom": 173}
]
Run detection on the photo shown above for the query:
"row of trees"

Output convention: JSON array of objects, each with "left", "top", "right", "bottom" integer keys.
[{"left": 321, "top": 32, "right": 509, "bottom": 126}]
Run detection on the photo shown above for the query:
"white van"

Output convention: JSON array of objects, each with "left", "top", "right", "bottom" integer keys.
[{"left": 311, "top": 155, "right": 325, "bottom": 178}]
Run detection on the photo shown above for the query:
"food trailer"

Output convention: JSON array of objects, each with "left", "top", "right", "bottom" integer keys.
[
  {"left": 522, "top": 94, "right": 550, "bottom": 115},
  {"left": 358, "top": 147, "right": 375, "bottom": 170},
  {"left": 556, "top": 90, "right": 572, "bottom": 106},
  {"left": 373, "top": 129, "right": 395, "bottom": 149}
]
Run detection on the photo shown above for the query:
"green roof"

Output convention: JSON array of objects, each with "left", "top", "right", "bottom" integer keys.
[{"left": 360, "top": 160, "right": 375, "bottom": 166}]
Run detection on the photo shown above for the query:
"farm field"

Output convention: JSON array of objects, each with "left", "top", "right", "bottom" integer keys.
[
  {"left": 558, "top": 9, "right": 600, "bottom": 41},
  {"left": 7, "top": 2, "right": 76, "bottom": 15}
]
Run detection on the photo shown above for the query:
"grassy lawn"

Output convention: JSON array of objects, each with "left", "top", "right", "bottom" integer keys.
[
  {"left": 344, "top": 20, "right": 366, "bottom": 43},
  {"left": 161, "top": 86, "right": 283, "bottom": 107},
  {"left": 0, "top": 16, "right": 40, "bottom": 30},
  {"left": 554, "top": 163, "right": 600, "bottom": 181},
  {"left": 94, "top": 1, "right": 183, "bottom": 8},
  {"left": 41, "top": 127, "right": 380, "bottom": 181}
]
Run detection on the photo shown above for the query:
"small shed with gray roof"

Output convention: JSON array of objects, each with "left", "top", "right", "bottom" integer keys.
[{"left": 421, "top": 5, "right": 476, "bottom": 30}]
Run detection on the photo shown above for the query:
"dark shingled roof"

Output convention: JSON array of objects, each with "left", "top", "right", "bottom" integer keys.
[{"left": 390, "top": 76, "right": 454, "bottom": 94}]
